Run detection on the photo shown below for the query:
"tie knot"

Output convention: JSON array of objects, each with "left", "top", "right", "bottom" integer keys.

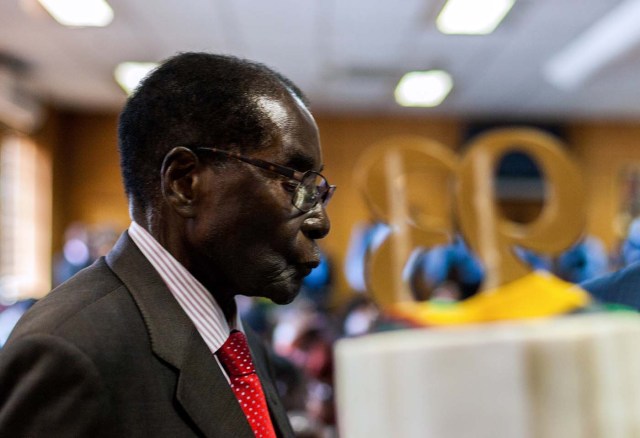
[{"left": 217, "top": 330, "right": 255, "bottom": 376}]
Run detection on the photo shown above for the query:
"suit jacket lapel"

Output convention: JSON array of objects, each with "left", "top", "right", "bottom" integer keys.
[
  {"left": 246, "top": 328, "right": 296, "bottom": 438},
  {"left": 177, "top": 330, "right": 254, "bottom": 437},
  {"left": 105, "top": 232, "right": 253, "bottom": 438}
]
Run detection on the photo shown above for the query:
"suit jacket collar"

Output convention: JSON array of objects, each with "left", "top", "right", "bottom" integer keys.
[
  {"left": 105, "top": 231, "right": 277, "bottom": 437},
  {"left": 245, "top": 328, "right": 295, "bottom": 437}
]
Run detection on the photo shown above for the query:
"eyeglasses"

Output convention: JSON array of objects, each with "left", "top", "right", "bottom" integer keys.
[{"left": 196, "top": 147, "right": 336, "bottom": 212}]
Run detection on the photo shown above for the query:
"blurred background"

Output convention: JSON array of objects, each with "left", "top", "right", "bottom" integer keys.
[{"left": 3, "top": 0, "right": 640, "bottom": 435}]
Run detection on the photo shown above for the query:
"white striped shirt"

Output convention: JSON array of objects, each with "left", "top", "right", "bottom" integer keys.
[{"left": 128, "top": 221, "right": 241, "bottom": 356}]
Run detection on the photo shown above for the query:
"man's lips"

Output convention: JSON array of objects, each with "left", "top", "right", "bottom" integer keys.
[{"left": 297, "top": 260, "right": 320, "bottom": 277}]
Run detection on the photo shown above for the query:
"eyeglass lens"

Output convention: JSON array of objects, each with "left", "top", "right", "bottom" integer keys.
[{"left": 294, "top": 172, "right": 331, "bottom": 212}]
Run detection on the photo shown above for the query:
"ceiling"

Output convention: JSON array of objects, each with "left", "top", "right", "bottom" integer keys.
[{"left": 1, "top": 0, "right": 640, "bottom": 123}]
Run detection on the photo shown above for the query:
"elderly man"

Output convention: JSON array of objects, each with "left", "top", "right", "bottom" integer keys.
[{"left": 0, "top": 52, "right": 334, "bottom": 437}]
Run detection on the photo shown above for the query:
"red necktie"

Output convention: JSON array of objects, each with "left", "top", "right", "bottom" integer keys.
[{"left": 217, "top": 330, "right": 277, "bottom": 438}]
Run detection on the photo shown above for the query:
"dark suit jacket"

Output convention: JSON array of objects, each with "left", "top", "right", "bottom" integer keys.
[
  {"left": 581, "top": 260, "right": 640, "bottom": 311},
  {"left": 0, "top": 232, "right": 295, "bottom": 437}
]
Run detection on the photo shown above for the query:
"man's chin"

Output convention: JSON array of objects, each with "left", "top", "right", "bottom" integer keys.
[
  {"left": 260, "top": 276, "right": 303, "bottom": 305},
  {"left": 269, "top": 292, "right": 298, "bottom": 305}
]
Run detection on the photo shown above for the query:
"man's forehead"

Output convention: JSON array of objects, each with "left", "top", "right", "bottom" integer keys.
[
  {"left": 266, "top": 141, "right": 322, "bottom": 173},
  {"left": 254, "top": 94, "right": 322, "bottom": 171}
]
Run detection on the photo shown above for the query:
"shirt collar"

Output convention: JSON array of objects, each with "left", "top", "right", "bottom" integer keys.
[{"left": 128, "top": 221, "right": 243, "bottom": 354}]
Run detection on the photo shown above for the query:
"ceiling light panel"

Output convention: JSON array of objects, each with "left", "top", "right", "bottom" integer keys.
[
  {"left": 437, "top": 0, "right": 516, "bottom": 35},
  {"left": 395, "top": 70, "right": 453, "bottom": 107},
  {"left": 37, "top": 0, "right": 114, "bottom": 27},
  {"left": 114, "top": 62, "right": 158, "bottom": 95}
]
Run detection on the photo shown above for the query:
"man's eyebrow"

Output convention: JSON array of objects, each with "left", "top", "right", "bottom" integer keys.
[{"left": 285, "top": 150, "right": 317, "bottom": 171}]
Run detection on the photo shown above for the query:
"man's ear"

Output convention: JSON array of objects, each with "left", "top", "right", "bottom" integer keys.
[{"left": 161, "top": 147, "right": 201, "bottom": 218}]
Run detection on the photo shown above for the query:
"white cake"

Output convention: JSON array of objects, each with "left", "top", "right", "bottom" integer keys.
[{"left": 335, "top": 313, "right": 640, "bottom": 438}]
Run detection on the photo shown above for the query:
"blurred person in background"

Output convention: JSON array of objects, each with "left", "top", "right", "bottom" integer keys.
[
  {"left": 555, "top": 235, "right": 609, "bottom": 284},
  {"left": 405, "top": 235, "right": 484, "bottom": 302},
  {"left": 53, "top": 223, "right": 119, "bottom": 288},
  {"left": 52, "top": 222, "right": 93, "bottom": 287},
  {"left": 581, "top": 219, "right": 640, "bottom": 311}
]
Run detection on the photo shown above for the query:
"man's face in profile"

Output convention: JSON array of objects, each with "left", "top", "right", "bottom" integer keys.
[{"left": 187, "top": 91, "right": 330, "bottom": 304}]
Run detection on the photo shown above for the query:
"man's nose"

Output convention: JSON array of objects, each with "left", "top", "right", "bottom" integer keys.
[{"left": 301, "top": 203, "right": 330, "bottom": 240}]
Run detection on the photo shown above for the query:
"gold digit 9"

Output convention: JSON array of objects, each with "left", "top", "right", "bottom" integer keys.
[
  {"left": 353, "top": 136, "right": 458, "bottom": 307},
  {"left": 456, "top": 128, "right": 586, "bottom": 291}
]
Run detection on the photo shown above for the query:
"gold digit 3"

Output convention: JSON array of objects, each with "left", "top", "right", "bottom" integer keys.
[{"left": 353, "top": 135, "right": 459, "bottom": 307}]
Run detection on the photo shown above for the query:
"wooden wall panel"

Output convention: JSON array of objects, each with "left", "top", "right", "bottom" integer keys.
[
  {"left": 54, "top": 112, "right": 129, "bottom": 246},
  {"left": 568, "top": 122, "right": 640, "bottom": 250}
]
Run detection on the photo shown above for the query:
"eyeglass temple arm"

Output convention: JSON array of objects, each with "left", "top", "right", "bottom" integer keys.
[{"left": 196, "top": 147, "right": 305, "bottom": 181}]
